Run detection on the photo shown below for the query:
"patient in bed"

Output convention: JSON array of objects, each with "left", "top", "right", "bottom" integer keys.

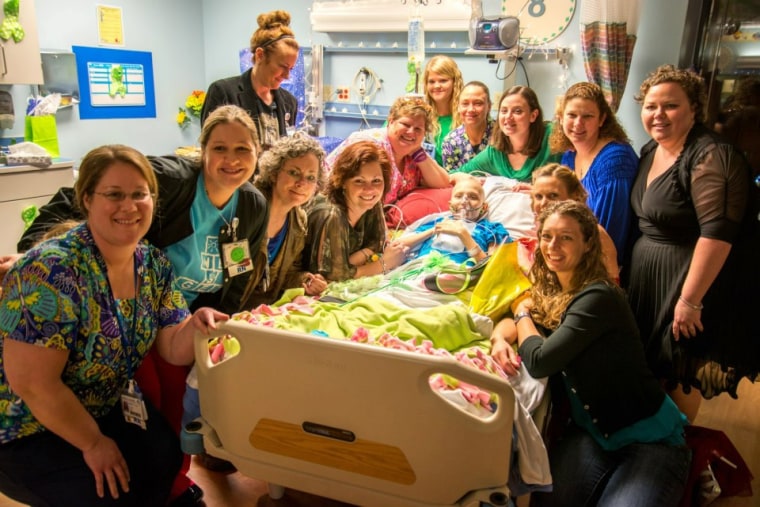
[{"left": 398, "top": 174, "right": 509, "bottom": 264}]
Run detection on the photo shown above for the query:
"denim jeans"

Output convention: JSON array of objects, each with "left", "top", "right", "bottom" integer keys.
[{"left": 532, "top": 428, "right": 691, "bottom": 507}]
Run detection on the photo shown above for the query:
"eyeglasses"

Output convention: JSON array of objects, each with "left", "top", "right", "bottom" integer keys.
[
  {"left": 93, "top": 190, "right": 155, "bottom": 202},
  {"left": 284, "top": 168, "right": 318, "bottom": 185}
]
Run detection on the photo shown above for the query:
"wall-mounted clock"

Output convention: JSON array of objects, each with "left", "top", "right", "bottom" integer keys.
[{"left": 502, "top": 0, "right": 577, "bottom": 46}]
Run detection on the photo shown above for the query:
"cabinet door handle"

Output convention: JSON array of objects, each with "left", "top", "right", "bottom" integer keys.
[{"left": 0, "top": 45, "right": 6, "bottom": 76}]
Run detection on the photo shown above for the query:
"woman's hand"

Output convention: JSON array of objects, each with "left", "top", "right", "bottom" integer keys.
[
  {"left": 189, "top": 307, "right": 229, "bottom": 335},
  {"left": 383, "top": 241, "right": 409, "bottom": 270},
  {"left": 491, "top": 335, "right": 522, "bottom": 376},
  {"left": 511, "top": 182, "right": 532, "bottom": 194},
  {"left": 0, "top": 253, "right": 21, "bottom": 278},
  {"left": 82, "top": 434, "right": 131, "bottom": 499},
  {"left": 672, "top": 298, "right": 704, "bottom": 341},
  {"left": 302, "top": 273, "right": 327, "bottom": 296}
]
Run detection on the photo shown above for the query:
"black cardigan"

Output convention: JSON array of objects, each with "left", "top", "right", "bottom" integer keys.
[
  {"left": 201, "top": 68, "right": 298, "bottom": 140},
  {"left": 519, "top": 283, "right": 665, "bottom": 436},
  {"left": 18, "top": 156, "right": 268, "bottom": 315}
]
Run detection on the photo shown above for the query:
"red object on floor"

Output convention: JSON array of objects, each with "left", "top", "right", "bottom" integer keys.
[
  {"left": 135, "top": 347, "right": 194, "bottom": 504},
  {"left": 679, "top": 425, "right": 754, "bottom": 507}
]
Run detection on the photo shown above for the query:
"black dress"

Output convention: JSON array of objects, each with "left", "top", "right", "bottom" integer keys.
[{"left": 627, "top": 124, "right": 759, "bottom": 398}]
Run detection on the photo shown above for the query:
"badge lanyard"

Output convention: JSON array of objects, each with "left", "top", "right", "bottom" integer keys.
[
  {"left": 219, "top": 215, "right": 253, "bottom": 281},
  {"left": 110, "top": 256, "right": 149, "bottom": 430}
]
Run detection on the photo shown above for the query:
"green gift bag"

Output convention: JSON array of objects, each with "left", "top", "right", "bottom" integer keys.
[{"left": 24, "top": 115, "right": 60, "bottom": 158}]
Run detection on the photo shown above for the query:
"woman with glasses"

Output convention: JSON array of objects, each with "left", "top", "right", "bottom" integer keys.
[
  {"left": 441, "top": 81, "right": 495, "bottom": 172},
  {"left": 10, "top": 104, "right": 268, "bottom": 504},
  {"left": 240, "top": 132, "right": 328, "bottom": 308},
  {"left": 0, "top": 145, "right": 227, "bottom": 507},
  {"left": 201, "top": 10, "right": 299, "bottom": 151},
  {"left": 306, "top": 141, "right": 409, "bottom": 282}
]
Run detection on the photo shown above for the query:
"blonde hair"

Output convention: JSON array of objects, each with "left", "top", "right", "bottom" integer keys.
[
  {"left": 387, "top": 95, "right": 438, "bottom": 138},
  {"left": 423, "top": 55, "right": 464, "bottom": 126}
]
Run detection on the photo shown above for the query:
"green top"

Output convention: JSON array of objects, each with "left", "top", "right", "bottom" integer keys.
[
  {"left": 434, "top": 114, "right": 453, "bottom": 166},
  {"left": 455, "top": 122, "right": 559, "bottom": 181}
]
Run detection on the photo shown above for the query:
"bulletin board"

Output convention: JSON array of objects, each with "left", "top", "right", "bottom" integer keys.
[{"left": 72, "top": 46, "right": 156, "bottom": 119}]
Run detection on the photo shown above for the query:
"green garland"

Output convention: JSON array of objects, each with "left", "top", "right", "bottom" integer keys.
[{"left": 0, "top": 0, "right": 25, "bottom": 43}]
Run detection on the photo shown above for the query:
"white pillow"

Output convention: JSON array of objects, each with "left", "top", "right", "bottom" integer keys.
[{"left": 482, "top": 177, "right": 536, "bottom": 240}]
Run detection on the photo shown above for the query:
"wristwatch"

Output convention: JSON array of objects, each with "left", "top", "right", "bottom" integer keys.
[{"left": 514, "top": 311, "right": 532, "bottom": 325}]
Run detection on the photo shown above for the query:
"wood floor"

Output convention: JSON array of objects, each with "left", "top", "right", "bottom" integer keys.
[{"left": 1, "top": 379, "right": 758, "bottom": 507}]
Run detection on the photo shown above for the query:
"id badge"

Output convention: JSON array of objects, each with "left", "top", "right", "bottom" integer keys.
[
  {"left": 222, "top": 240, "right": 253, "bottom": 278},
  {"left": 121, "top": 379, "right": 148, "bottom": 430}
]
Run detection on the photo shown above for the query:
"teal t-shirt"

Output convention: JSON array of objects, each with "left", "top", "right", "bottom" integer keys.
[{"left": 163, "top": 174, "right": 239, "bottom": 306}]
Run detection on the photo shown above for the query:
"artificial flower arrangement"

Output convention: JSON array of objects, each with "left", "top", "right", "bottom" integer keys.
[{"left": 177, "top": 90, "right": 206, "bottom": 128}]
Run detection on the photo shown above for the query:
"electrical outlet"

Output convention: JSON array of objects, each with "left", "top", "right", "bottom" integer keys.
[{"left": 336, "top": 86, "right": 350, "bottom": 103}]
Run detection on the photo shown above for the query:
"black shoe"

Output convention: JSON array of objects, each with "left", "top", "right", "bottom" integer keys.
[
  {"left": 196, "top": 452, "right": 237, "bottom": 474},
  {"left": 168, "top": 484, "right": 204, "bottom": 507}
]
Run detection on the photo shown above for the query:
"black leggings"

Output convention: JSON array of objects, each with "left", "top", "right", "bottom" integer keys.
[{"left": 0, "top": 399, "right": 182, "bottom": 507}]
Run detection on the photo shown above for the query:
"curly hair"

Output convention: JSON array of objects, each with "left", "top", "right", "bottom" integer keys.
[
  {"left": 387, "top": 95, "right": 438, "bottom": 138},
  {"left": 326, "top": 141, "right": 392, "bottom": 210},
  {"left": 423, "top": 55, "right": 464, "bottom": 126},
  {"left": 531, "top": 163, "right": 588, "bottom": 203},
  {"left": 635, "top": 64, "right": 707, "bottom": 124},
  {"left": 254, "top": 132, "right": 326, "bottom": 199},
  {"left": 549, "top": 82, "right": 630, "bottom": 153},
  {"left": 491, "top": 86, "right": 545, "bottom": 157},
  {"left": 529, "top": 201, "right": 611, "bottom": 330},
  {"left": 250, "top": 10, "right": 299, "bottom": 62}
]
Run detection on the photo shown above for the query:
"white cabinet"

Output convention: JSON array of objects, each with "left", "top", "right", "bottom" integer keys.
[
  {"left": 0, "top": 0, "right": 42, "bottom": 84},
  {"left": 0, "top": 161, "right": 74, "bottom": 253}
]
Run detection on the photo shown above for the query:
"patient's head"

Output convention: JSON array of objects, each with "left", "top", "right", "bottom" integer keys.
[
  {"left": 530, "top": 163, "right": 587, "bottom": 216},
  {"left": 449, "top": 174, "right": 487, "bottom": 221}
]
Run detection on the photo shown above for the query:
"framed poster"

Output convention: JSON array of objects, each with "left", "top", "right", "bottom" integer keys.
[{"left": 72, "top": 45, "right": 156, "bottom": 119}]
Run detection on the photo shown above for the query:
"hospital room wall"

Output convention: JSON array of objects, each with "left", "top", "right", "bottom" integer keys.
[
  {"left": 201, "top": 0, "right": 689, "bottom": 151},
  {"left": 6, "top": 0, "right": 208, "bottom": 161},
  {"left": 13, "top": 0, "right": 688, "bottom": 162}
]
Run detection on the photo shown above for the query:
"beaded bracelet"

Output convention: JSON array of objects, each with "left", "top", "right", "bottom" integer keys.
[{"left": 678, "top": 295, "right": 703, "bottom": 311}]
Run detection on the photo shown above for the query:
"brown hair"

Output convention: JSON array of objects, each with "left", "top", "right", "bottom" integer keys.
[
  {"left": 250, "top": 10, "right": 299, "bottom": 63},
  {"left": 531, "top": 163, "right": 588, "bottom": 203},
  {"left": 423, "top": 55, "right": 464, "bottom": 125},
  {"left": 529, "top": 200, "right": 611, "bottom": 329},
  {"left": 491, "top": 86, "right": 545, "bottom": 157},
  {"left": 635, "top": 64, "right": 707, "bottom": 124},
  {"left": 326, "top": 141, "right": 392, "bottom": 210},
  {"left": 255, "top": 132, "right": 326, "bottom": 199},
  {"left": 550, "top": 82, "right": 630, "bottom": 153},
  {"left": 458, "top": 80, "right": 492, "bottom": 126},
  {"left": 387, "top": 95, "right": 438, "bottom": 138},
  {"left": 74, "top": 145, "right": 158, "bottom": 219}
]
